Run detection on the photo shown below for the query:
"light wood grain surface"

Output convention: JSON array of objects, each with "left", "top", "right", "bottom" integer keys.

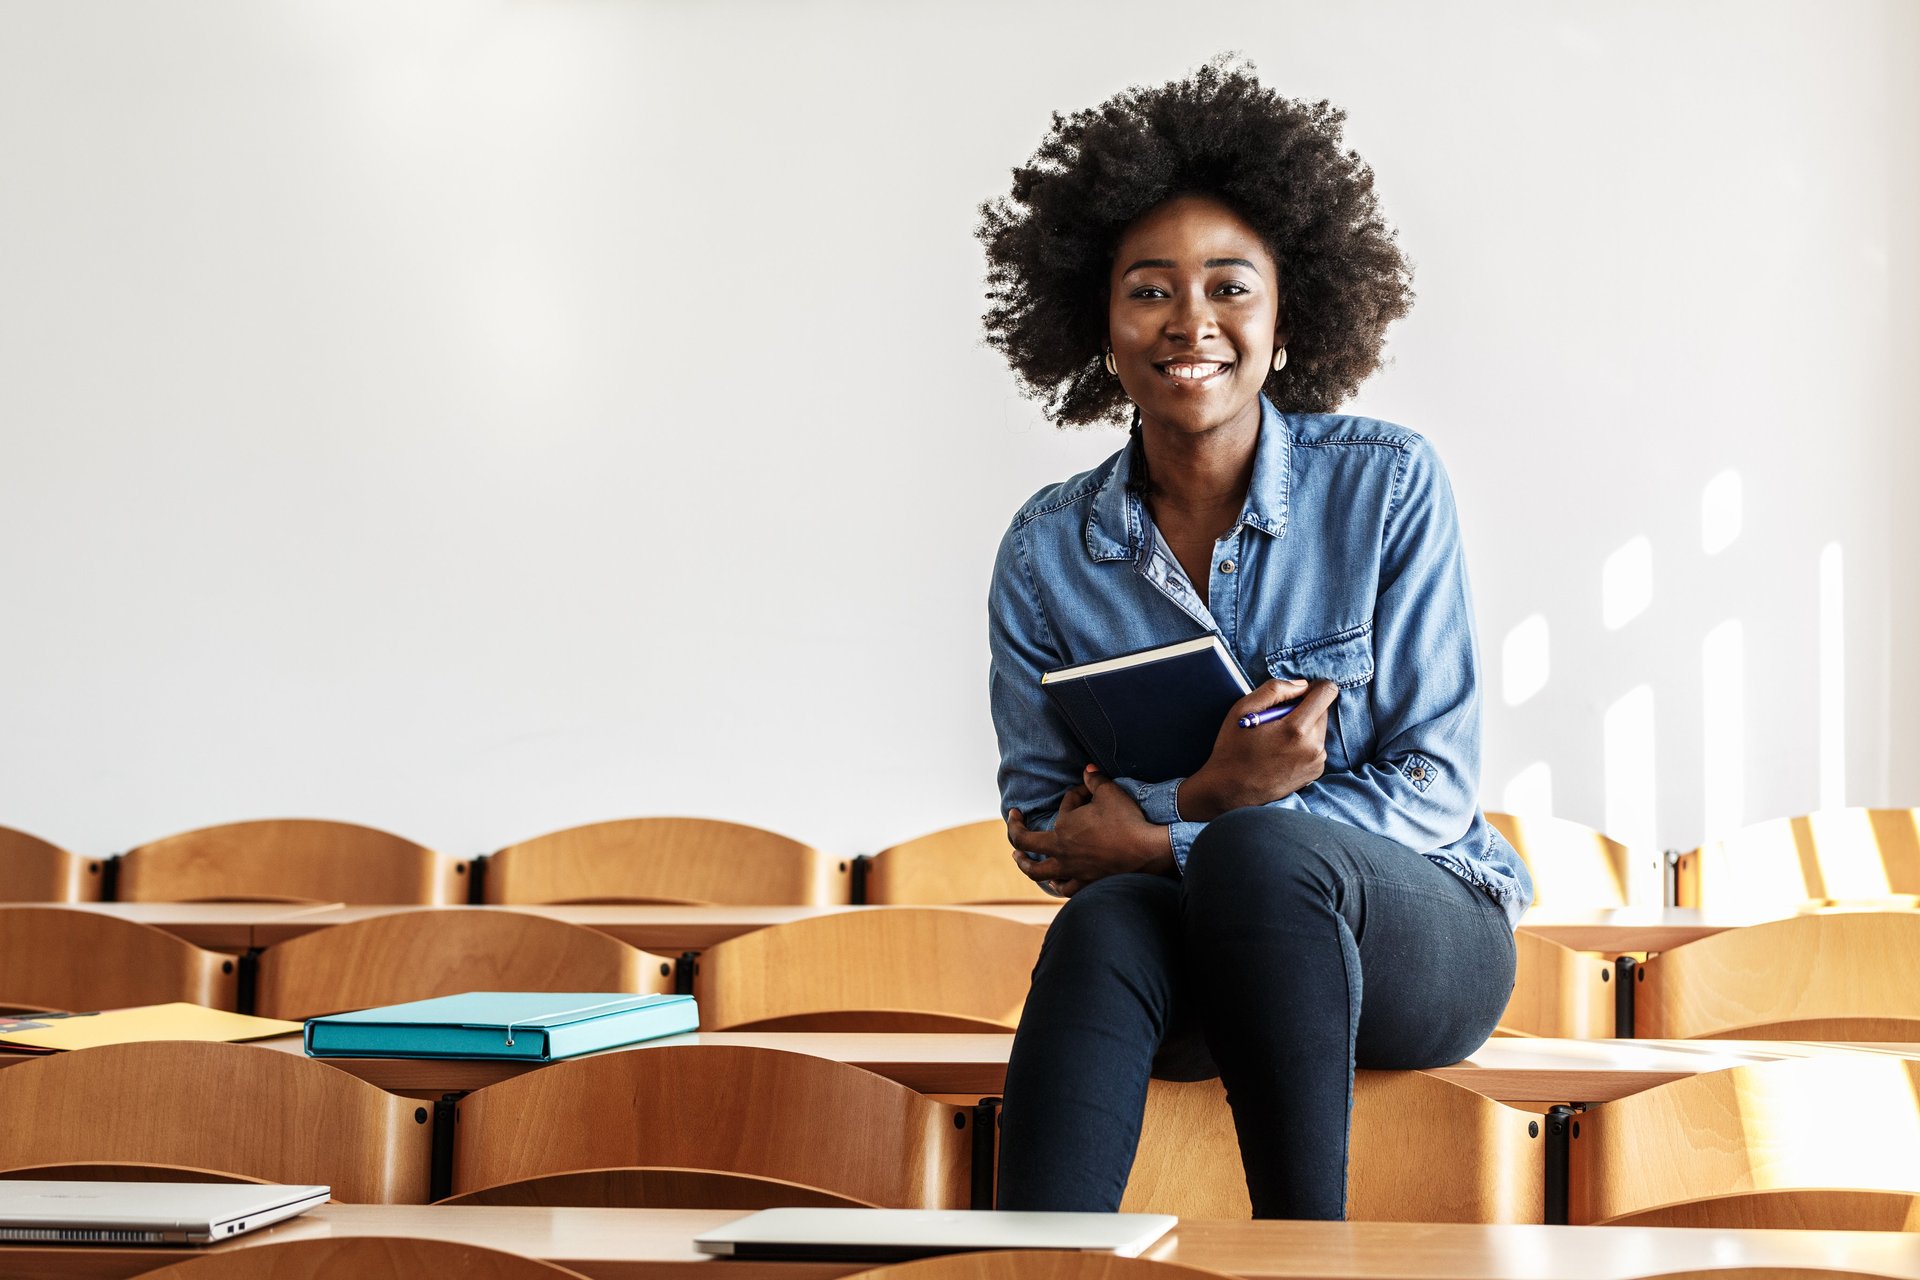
[
  {"left": 694, "top": 908, "right": 1043, "bottom": 1032},
  {"left": 860, "top": 1253, "right": 1235, "bottom": 1280},
  {"left": 451, "top": 1044, "right": 972, "bottom": 1209},
  {"left": 17, "top": 1032, "right": 1896, "bottom": 1108},
  {"left": 117, "top": 819, "right": 467, "bottom": 906},
  {"left": 1497, "top": 931, "right": 1616, "bottom": 1038},
  {"left": 138, "top": 1235, "right": 592, "bottom": 1278},
  {"left": 862, "top": 821, "right": 1061, "bottom": 905},
  {"left": 0, "top": 907, "right": 239, "bottom": 1013},
  {"left": 1487, "top": 812, "right": 1634, "bottom": 911},
  {"left": 1122, "top": 1070, "right": 1543, "bottom": 1222},
  {"left": 1570, "top": 1055, "right": 1920, "bottom": 1228},
  {"left": 1636, "top": 913, "right": 1920, "bottom": 1039},
  {"left": 486, "top": 818, "right": 852, "bottom": 907},
  {"left": 51, "top": 900, "right": 1879, "bottom": 958},
  {"left": 0, "top": 826, "right": 104, "bottom": 903},
  {"left": 253, "top": 908, "right": 675, "bottom": 1020},
  {"left": 0, "top": 1040, "right": 433, "bottom": 1203},
  {"left": 10, "top": 1206, "right": 1920, "bottom": 1280}
]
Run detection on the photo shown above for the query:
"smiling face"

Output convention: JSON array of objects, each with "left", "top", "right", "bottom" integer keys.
[{"left": 1107, "top": 194, "right": 1284, "bottom": 441}]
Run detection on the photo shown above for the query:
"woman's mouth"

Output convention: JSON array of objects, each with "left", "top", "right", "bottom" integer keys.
[{"left": 1155, "top": 360, "right": 1233, "bottom": 387}]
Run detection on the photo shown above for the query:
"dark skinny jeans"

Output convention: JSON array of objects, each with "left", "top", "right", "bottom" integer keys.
[{"left": 995, "top": 806, "right": 1517, "bottom": 1219}]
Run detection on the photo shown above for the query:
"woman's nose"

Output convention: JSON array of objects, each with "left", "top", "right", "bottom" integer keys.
[{"left": 1165, "top": 291, "right": 1219, "bottom": 341}]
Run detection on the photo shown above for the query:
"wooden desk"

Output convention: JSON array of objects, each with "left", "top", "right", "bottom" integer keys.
[
  {"left": 28, "top": 902, "right": 348, "bottom": 951},
  {"left": 245, "top": 903, "right": 1062, "bottom": 950},
  {"left": 1518, "top": 902, "right": 1920, "bottom": 954},
  {"left": 8, "top": 1204, "right": 1920, "bottom": 1280},
  {"left": 7, "top": 1031, "right": 1908, "bottom": 1108}
]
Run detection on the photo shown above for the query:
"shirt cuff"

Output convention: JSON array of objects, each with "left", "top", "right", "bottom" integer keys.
[
  {"left": 1168, "top": 821, "right": 1204, "bottom": 872},
  {"left": 1115, "top": 776, "right": 1185, "bottom": 827}
]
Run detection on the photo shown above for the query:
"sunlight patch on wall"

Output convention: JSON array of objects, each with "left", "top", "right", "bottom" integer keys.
[
  {"left": 1701, "top": 470, "right": 1743, "bottom": 555},
  {"left": 1602, "top": 536, "right": 1652, "bottom": 630},
  {"left": 1820, "top": 542, "right": 1847, "bottom": 810},
  {"left": 1702, "top": 619, "right": 1746, "bottom": 840},
  {"left": 1501, "top": 613, "right": 1550, "bottom": 706},
  {"left": 1604, "top": 684, "right": 1657, "bottom": 855},
  {"left": 1501, "top": 761, "right": 1554, "bottom": 818}
]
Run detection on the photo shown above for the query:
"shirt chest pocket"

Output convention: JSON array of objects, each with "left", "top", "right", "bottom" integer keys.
[{"left": 1265, "top": 623, "right": 1376, "bottom": 773}]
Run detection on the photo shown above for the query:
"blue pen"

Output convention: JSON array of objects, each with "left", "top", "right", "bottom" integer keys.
[{"left": 1238, "top": 702, "right": 1298, "bottom": 729}]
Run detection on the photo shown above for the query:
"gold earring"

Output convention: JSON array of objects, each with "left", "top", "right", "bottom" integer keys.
[
  {"left": 1272, "top": 347, "right": 1288, "bottom": 373},
  {"left": 1104, "top": 349, "right": 1117, "bottom": 375}
]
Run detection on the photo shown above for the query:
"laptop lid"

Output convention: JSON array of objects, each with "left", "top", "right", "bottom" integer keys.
[
  {"left": 0, "top": 1181, "right": 330, "bottom": 1245},
  {"left": 694, "top": 1208, "right": 1178, "bottom": 1261}
]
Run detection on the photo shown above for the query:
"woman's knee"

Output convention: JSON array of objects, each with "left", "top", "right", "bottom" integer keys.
[
  {"left": 1184, "top": 806, "right": 1348, "bottom": 908},
  {"left": 1032, "top": 872, "right": 1181, "bottom": 980}
]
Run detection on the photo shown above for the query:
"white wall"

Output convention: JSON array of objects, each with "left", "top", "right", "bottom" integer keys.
[{"left": 1, "top": 0, "right": 1913, "bottom": 869}]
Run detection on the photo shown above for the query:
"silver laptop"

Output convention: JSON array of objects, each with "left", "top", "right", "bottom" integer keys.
[
  {"left": 694, "top": 1208, "right": 1178, "bottom": 1261},
  {"left": 0, "top": 1181, "right": 329, "bottom": 1245}
]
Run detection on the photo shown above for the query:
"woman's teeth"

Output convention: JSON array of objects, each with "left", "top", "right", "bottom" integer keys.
[{"left": 1162, "top": 362, "right": 1229, "bottom": 381}]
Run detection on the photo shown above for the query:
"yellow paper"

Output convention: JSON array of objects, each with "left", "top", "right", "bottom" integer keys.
[{"left": 0, "top": 1002, "right": 300, "bottom": 1052}]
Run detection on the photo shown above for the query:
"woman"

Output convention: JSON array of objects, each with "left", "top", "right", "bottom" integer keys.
[{"left": 979, "top": 61, "right": 1533, "bottom": 1220}]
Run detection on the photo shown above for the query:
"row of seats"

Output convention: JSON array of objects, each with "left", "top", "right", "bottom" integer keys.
[
  {"left": 0, "top": 817, "right": 1046, "bottom": 906},
  {"left": 6, "top": 902, "right": 1917, "bottom": 1041},
  {"left": 0, "top": 905, "right": 1042, "bottom": 1028},
  {"left": 6, "top": 807, "right": 1917, "bottom": 910},
  {"left": 2, "top": 1038, "right": 1915, "bottom": 1230}
]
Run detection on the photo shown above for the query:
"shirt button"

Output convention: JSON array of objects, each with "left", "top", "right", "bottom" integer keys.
[
  {"left": 1218, "top": 559, "right": 1236, "bottom": 574},
  {"left": 1410, "top": 766, "right": 1427, "bottom": 780}
]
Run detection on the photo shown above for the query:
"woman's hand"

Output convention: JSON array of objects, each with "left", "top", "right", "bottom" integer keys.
[
  {"left": 1179, "top": 678, "right": 1339, "bottom": 821},
  {"left": 1006, "top": 767, "right": 1173, "bottom": 896}
]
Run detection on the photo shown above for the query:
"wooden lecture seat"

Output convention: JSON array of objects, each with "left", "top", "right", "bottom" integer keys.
[
  {"left": 117, "top": 819, "right": 467, "bottom": 905},
  {"left": 1121, "top": 1069, "right": 1545, "bottom": 1222},
  {"left": 252, "top": 907, "right": 677, "bottom": 1020},
  {"left": 0, "top": 824, "right": 104, "bottom": 902},
  {"left": 861, "top": 820, "right": 1058, "bottom": 904},
  {"left": 692, "top": 907, "right": 1044, "bottom": 1032},
  {"left": 1675, "top": 807, "right": 1920, "bottom": 911},
  {"left": 485, "top": 817, "right": 851, "bottom": 906},
  {"left": 1634, "top": 912, "right": 1920, "bottom": 1040},
  {"left": 139, "top": 1236, "right": 592, "bottom": 1279},
  {"left": 0, "top": 1040, "right": 433, "bottom": 1202},
  {"left": 448, "top": 1044, "right": 972, "bottom": 1209},
  {"left": 856, "top": 1253, "right": 1237, "bottom": 1280},
  {"left": 0, "top": 905, "right": 239, "bottom": 1013},
  {"left": 1495, "top": 930, "right": 1615, "bottom": 1038},
  {"left": 1570, "top": 1056, "right": 1920, "bottom": 1229},
  {"left": 1487, "top": 811, "right": 1634, "bottom": 910}
]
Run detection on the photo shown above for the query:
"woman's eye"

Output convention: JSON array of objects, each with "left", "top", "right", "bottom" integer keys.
[
  {"left": 1214, "top": 282, "right": 1249, "bottom": 296},
  {"left": 1130, "top": 286, "right": 1167, "bottom": 299}
]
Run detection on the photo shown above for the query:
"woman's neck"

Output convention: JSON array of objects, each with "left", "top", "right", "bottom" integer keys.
[{"left": 1135, "top": 411, "right": 1259, "bottom": 528}]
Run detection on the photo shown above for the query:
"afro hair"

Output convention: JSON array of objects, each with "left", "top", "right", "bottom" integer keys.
[{"left": 978, "top": 58, "right": 1415, "bottom": 426}]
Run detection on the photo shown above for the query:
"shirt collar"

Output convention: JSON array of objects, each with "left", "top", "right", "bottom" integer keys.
[{"left": 1085, "top": 396, "right": 1292, "bottom": 563}]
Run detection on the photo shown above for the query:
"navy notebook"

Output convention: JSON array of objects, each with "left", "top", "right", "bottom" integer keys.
[
  {"left": 303, "top": 992, "right": 698, "bottom": 1061},
  {"left": 1040, "top": 634, "right": 1253, "bottom": 784}
]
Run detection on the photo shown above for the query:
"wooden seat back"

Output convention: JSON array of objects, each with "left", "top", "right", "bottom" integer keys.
[
  {"left": 0, "top": 1040, "right": 433, "bottom": 1202},
  {"left": 253, "top": 908, "right": 675, "bottom": 1020},
  {"left": 1674, "top": 807, "right": 1920, "bottom": 910},
  {"left": 0, "top": 906, "right": 239, "bottom": 1013},
  {"left": 1496, "top": 930, "right": 1615, "bottom": 1038},
  {"left": 1486, "top": 812, "right": 1634, "bottom": 910},
  {"left": 1121, "top": 1069, "right": 1544, "bottom": 1222},
  {"left": 450, "top": 1044, "right": 971, "bottom": 1208},
  {"left": 1570, "top": 1056, "right": 1920, "bottom": 1227},
  {"left": 862, "top": 821, "right": 1059, "bottom": 904},
  {"left": 485, "top": 817, "right": 850, "bottom": 905},
  {"left": 139, "top": 1237, "right": 592, "bottom": 1279},
  {"left": 0, "top": 825, "right": 104, "bottom": 901},
  {"left": 1635, "top": 912, "right": 1920, "bottom": 1039},
  {"left": 693, "top": 907, "right": 1043, "bottom": 1032},
  {"left": 118, "top": 819, "right": 466, "bottom": 904},
  {"left": 857, "top": 1253, "right": 1238, "bottom": 1280},
  {"left": 440, "top": 1167, "right": 861, "bottom": 1209}
]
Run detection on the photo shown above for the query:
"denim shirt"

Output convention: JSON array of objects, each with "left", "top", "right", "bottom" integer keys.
[{"left": 987, "top": 397, "right": 1534, "bottom": 927}]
